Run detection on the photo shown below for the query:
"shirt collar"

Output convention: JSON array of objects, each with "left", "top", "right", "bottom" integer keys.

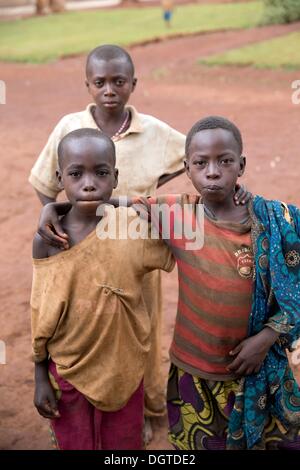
[
  {"left": 124, "top": 105, "right": 143, "bottom": 134},
  {"left": 86, "top": 104, "right": 144, "bottom": 138}
]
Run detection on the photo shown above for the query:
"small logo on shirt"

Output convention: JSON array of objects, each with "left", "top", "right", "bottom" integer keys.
[{"left": 235, "top": 247, "right": 254, "bottom": 279}]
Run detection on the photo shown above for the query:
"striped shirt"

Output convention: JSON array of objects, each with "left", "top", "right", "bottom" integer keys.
[{"left": 137, "top": 194, "right": 254, "bottom": 381}]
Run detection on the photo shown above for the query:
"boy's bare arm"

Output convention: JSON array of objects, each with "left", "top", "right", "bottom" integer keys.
[
  {"left": 37, "top": 198, "right": 134, "bottom": 250},
  {"left": 109, "top": 197, "right": 150, "bottom": 221},
  {"left": 108, "top": 197, "right": 133, "bottom": 207},
  {"left": 157, "top": 168, "right": 185, "bottom": 188},
  {"left": 36, "top": 185, "right": 252, "bottom": 250},
  {"left": 35, "top": 189, "right": 56, "bottom": 206},
  {"left": 34, "top": 359, "right": 60, "bottom": 419}
]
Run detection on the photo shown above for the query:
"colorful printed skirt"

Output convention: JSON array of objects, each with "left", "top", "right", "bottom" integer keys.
[{"left": 167, "top": 363, "right": 300, "bottom": 450}]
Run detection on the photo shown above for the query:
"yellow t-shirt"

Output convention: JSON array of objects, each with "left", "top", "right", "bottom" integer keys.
[
  {"left": 31, "top": 207, "right": 175, "bottom": 411},
  {"left": 29, "top": 105, "right": 185, "bottom": 199}
]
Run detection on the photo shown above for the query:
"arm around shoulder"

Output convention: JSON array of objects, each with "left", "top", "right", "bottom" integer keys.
[
  {"left": 143, "top": 236, "right": 175, "bottom": 274},
  {"left": 35, "top": 189, "right": 55, "bottom": 206}
]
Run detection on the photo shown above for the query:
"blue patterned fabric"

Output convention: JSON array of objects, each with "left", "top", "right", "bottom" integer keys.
[{"left": 227, "top": 196, "right": 300, "bottom": 449}]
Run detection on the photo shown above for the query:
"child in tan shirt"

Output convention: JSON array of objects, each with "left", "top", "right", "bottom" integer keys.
[{"left": 31, "top": 128, "right": 174, "bottom": 450}]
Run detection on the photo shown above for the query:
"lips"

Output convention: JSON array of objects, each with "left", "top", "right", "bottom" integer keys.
[
  {"left": 204, "top": 185, "right": 222, "bottom": 191},
  {"left": 77, "top": 198, "right": 102, "bottom": 202}
]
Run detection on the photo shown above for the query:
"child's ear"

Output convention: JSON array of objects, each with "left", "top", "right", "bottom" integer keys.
[
  {"left": 113, "top": 168, "right": 119, "bottom": 189},
  {"left": 184, "top": 159, "right": 191, "bottom": 179},
  {"left": 56, "top": 169, "right": 64, "bottom": 190},
  {"left": 85, "top": 79, "right": 90, "bottom": 92},
  {"left": 238, "top": 155, "right": 246, "bottom": 177},
  {"left": 132, "top": 78, "right": 137, "bottom": 92}
]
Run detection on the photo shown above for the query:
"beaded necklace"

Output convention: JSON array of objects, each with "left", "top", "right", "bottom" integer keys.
[
  {"left": 111, "top": 110, "right": 130, "bottom": 141},
  {"left": 93, "top": 108, "right": 131, "bottom": 142}
]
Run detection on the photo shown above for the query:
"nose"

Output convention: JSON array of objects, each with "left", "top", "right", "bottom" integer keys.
[
  {"left": 206, "top": 161, "right": 221, "bottom": 179},
  {"left": 82, "top": 175, "right": 96, "bottom": 192},
  {"left": 83, "top": 185, "right": 96, "bottom": 192},
  {"left": 104, "top": 82, "right": 115, "bottom": 96}
]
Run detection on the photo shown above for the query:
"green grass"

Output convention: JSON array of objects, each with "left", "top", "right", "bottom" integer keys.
[
  {"left": 0, "top": 2, "right": 263, "bottom": 63},
  {"left": 200, "top": 31, "right": 300, "bottom": 70}
]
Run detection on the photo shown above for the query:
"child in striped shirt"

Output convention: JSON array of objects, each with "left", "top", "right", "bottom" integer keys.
[{"left": 134, "top": 115, "right": 300, "bottom": 450}]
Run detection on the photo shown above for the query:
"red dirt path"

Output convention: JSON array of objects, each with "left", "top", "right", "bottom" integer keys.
[{"left": 0, "top": 24, "right": 300, "bottom": 450}]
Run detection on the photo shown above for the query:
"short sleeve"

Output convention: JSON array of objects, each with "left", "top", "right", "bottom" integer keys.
[
  {"left": 138, "top": 196, "right": 177, "bottom": 272},
  {"left": 163, "top": 126, "right": 185, "bottom": 175},
  {"left": 143, "top": 236, "right": 175, "bottom": 273},
  {"left": 31, "top": 261, "right": 65, "bottom": 362},
  {"left": 29, "top": 116, "right": 71, "bottom": 198}
]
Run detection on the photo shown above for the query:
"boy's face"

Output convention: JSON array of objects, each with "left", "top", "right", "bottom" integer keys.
[
  {"left": 85, "top": 58, "right": 137, "bottom": 112},
  {"left": 57, "top": 138, "right": 118, "bottom": 215},
  {"left": 185, "top": 128, "right": 246, "bottom": 203}
]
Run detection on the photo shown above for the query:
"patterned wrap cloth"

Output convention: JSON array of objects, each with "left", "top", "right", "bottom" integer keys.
[
  {"left": 227, "top": 196, "right": 300, "bottom": 449},
  {"left": 167, "top": 364, "right": 300, "bottom": 450}
]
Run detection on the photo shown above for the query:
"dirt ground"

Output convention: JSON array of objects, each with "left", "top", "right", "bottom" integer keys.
[{"left": 1, "top": 22, "right": 300, "bottom": 450}]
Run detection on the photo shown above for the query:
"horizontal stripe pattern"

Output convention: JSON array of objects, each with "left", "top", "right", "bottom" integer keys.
[
  {"left": 143, "top": 194, "right": 253, "bottom": 378},
  {"left": 138, "top": 194, "right": 254, "bottom": 378}
]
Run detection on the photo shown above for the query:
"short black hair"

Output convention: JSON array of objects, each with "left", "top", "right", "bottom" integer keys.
[
  {"left": 57, "top": 128, "right": 116, "bottom": 169},
  {"left": 185, "top": 116, "right": 243, "bottom": 157},
  {"left": 86, "top": 44, "right": 135, "bottom": 77}
]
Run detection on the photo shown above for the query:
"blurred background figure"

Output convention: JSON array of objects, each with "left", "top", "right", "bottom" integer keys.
[
  {"left": 36, "top": 0, "right": 65, "bottom": 15},
  {"left": 161, "top": 0, "right": 174, "bottom": 28}
]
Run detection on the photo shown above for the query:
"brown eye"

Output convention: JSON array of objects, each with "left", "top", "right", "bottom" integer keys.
[{"left": 221, "top": 159, "right": 234, "bottom": 165}]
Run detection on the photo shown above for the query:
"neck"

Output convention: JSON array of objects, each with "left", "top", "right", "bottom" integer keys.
[
  {"left": 93, "top": 105, "right": 127, "bottom": 127},
  {"left": 64, "top": 206, "right": 101, "bottom": 231},
  {"left": 202, "top": 191, "right": 238, "bottom": 220}
]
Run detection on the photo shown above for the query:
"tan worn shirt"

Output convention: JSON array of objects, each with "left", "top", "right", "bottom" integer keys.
[
  {"left": 31, "top": 207, "right": 175, "bottom": 411},
  {"left": 29, "top": 104, "right": 185, "bottom": 199}
]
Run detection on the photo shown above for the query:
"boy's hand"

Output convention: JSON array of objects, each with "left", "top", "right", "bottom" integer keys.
[
  {"left": 38, "top": 202, "right": 70, "bottom": 250},
  {"left": 234, "top": 184, "right": 252, "bottom": 206},
  {"left": 34, "top": 379, "right": 60, "bottom": 419},
  {"left": 227, "top": 327, "right": 279, "bottom": 376}
]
